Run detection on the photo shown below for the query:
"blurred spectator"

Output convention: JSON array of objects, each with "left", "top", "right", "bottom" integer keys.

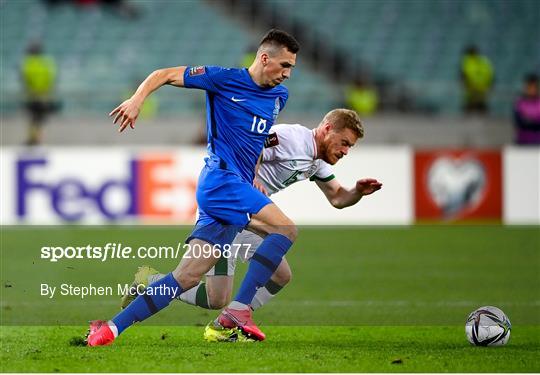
[
  {"left": 43, "top": 0, "right": 140, "bottom": 19},
  {"left": 345, "top": 77, "right": 379, "bottom": 117},
  {"left": 460, "top": 45, "right": 494, "bottom": 114},
  {"left": 20, "top": 41, "right": 58, "bottom": 146},
  {"left": 101, "top": 0, "right": 140, "bottom": 20},
  {"left": 513, "top": 73, "right": 540, "bottom": 145},
  {"left": 240, "top": 44, "right": 257, "bottom": 68}
]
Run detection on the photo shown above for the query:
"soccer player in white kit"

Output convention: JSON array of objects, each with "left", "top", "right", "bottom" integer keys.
[{"left": 123, "top": 108, "right": 382, "bottom": 340}]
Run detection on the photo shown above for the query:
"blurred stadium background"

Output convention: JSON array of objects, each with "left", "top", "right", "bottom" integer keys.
[
  {"left": 1, "top": 2, "right": 539, "bottom": 371},
  {"left": 1, "top": 0, "right": 539, "bottom": 145},
  {"left": 1, "top": 0, "right": 538, "bottom": 225}
]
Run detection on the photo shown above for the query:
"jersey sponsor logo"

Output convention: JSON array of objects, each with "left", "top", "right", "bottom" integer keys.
[
  {"left": 189, "top": 66, "right": 205, "bottom": 76},
  {"left": 264, "top": 132, "right": 279, "bottom": 148},
  {"left": 231, "top": 96, "right": 246, "bottom": 102}
]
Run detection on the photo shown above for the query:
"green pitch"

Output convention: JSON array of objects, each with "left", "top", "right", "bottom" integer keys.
[
  {"left": 2, "top": 326, "right": 539, "bottom": 372},
  {"left": 1, "top": 226, "right": 539, "bottom": 372}
]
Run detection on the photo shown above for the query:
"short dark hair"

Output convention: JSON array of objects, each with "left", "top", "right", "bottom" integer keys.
[
  {"left": 464, "top": 44, "right": 478, "bottom": 55},
  {"left": 259, "top": 29, "right": 299, "bottom": 54}
]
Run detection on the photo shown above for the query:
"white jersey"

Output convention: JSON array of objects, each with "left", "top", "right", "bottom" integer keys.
[
  {"left": 206, "top": 124, "right": 335, "bottom": 276},
  {"left": 257, "top": 124, "right": 335, "bottom": 195}
]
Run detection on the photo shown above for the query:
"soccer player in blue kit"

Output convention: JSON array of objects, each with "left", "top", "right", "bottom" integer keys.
[{"left": 86, "top": 29, "right": 299, "bottom": 346}]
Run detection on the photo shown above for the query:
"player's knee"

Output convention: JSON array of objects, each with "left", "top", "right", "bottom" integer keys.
[
  {"left": 280, "top": 223, "right": 297, "bottom": 242},
  {"left": 267, "top": 219, "right": 297, "bottom": 242}
]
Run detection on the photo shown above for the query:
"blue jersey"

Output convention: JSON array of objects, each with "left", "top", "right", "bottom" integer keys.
[{"left": 183, "top": 66, "right": 288, "bottom": 182}]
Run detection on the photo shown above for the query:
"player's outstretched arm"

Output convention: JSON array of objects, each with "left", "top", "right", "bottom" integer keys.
[
  {"left": 316, "top": 178, "right": 382, "bottom": 209},
  {"left": 109, "top": 66, "right": 187, "bottom": 132}
]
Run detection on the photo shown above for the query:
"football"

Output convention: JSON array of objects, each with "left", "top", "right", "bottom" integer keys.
[{"left": 465, "top": 306, "right": 511, "bottom": 346}]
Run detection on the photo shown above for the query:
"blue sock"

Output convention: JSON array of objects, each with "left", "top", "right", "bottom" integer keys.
[
  {"left": 234, "top": 233, "right": 292, "bottom": 305},
  {"left": 112, "top": 273, "right": 182, "bottom": 335}
]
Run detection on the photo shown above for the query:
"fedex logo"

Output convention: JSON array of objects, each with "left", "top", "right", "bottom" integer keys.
[{"left": 15, "top": 153, "right": 198, "bottom": 223}]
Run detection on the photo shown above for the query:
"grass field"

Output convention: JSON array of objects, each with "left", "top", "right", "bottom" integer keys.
[{"left": 1, "top": 225, "right": 539, "bottom": 372}]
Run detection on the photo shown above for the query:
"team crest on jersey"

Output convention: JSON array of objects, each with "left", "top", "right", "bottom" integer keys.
[
  {"left": 306, "top": 163, "right": 318, "bottom": 178},
  {"left": 264, "top": 132, "right": 279, "bottom": 148},
  {"left": 189, "top": 66, "right": 205, "bottom": 76},
  {"left": 272, "top": 97, "right": 280, "bottom": 122}
]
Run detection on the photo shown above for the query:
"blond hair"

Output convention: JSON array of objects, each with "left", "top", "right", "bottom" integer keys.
[{"left": 320, "top": 109, "right": 364, "bottom": 138}]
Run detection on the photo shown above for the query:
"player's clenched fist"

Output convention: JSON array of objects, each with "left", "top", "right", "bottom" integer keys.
[
  {"left": 109, "top": 98, "right": 141, "bottom": 132},
  {"left": 355, "top": 178, "right": 383, "bottom": 196}
]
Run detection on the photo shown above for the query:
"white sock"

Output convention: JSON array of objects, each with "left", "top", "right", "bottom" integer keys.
[
  {"left": 150, "top": 273, "right": 278, "bottom": 311},
  {"left": 149, "top": 272, "right": 208, "bottom": 307},
  {"left": 178, "top": 282, "right": 203, "bottom": 305},
  {"left": 228, "top": 301, "right": 249, "bottom": 310},
  {"left": 251, "top": 286, "right": 275, "bottom": 310},
  {"left": 107, "top": 320, "right": 119, "bottom": 338}
]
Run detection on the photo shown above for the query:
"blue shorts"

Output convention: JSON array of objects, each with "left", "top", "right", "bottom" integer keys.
[{"left": 186, "top": 159, "right": 272, "bottom": 248}]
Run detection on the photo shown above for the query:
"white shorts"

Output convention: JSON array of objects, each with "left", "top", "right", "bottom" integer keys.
[{"left": 205, "top": 230, "right": 263, "bottom": 276}]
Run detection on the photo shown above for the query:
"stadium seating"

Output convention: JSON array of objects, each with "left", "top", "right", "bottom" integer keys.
[
  {"left": 265, "top": 0, "right": 540, "bottom": 115},
  {"left": 2, "top": 0, "right": 538, "bottom": 116},
  {"left": 1, "top": 0, "right": 340, "bottom": 116}
]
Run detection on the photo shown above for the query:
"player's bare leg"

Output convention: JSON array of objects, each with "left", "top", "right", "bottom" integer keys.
[
  {"left": 204, "top": 259, "right": 290, "bottom": 309},
  {"left": 205, "top": 276, "right": 234, "bottom": 308},
  {"left": 86, "top": 239, "right": 220, "bottom": 346},
  {"left": 118, "top": 256, "right": 291, "bottom": 342},
  {"left": 216, "top": 203, "right": 296, "bottom": 341},
  {"left": 135, "top": 258, "right": 291, "bottom": 310},
  {"left": 247, "top": 204, "right": 298, "bottom": 240},
  {"left": 203, "top": 260, "right": 290, "bottom": 342},
  {"left": 171, "top": 239, "right": 222, "bottom": 290}
]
